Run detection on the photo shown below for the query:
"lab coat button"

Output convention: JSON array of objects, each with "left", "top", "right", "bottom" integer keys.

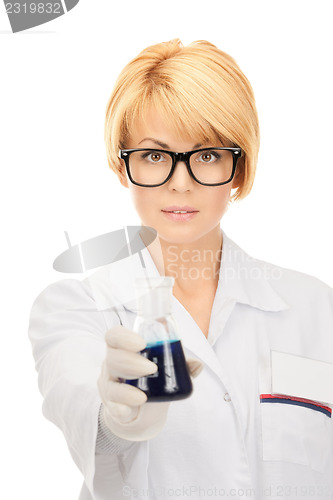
[{"left": 224, "top": 393, "right": 231, "bottom": 402}]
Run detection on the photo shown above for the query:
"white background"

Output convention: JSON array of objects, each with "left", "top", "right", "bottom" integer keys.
[{"left": 1, "top": 0, "right": 332, "bottom": 498}]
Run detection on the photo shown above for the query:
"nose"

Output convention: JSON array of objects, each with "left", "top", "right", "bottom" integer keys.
[{"left": 166, "top": 159, "right": 194, "bottom": 190}]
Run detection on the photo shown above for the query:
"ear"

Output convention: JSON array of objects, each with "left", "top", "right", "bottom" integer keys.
[
  {"left": 118, "top": 166, "right": 129, "bottom": 188},
  {"left": 232, "top": 155, "right": 245, "bottom": 189},
  {"left": 231, "top": 169, "right": 242, "bottom": 189}
]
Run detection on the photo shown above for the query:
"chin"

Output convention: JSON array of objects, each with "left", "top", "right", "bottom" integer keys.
[{"left": 158, "top": 227, "right": 208, "bottom": 245}]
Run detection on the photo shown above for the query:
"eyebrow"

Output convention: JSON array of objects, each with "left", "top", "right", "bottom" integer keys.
[{"left": 138, "top": 137, "right": 203, "bottom": 150}]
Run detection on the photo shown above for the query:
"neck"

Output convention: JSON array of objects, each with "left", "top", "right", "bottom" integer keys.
[{"left": 140, "top": 225, "right": 223, "bottom": 295}]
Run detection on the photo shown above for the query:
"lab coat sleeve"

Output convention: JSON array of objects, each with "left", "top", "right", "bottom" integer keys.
[
  {"left": 27, "top": 278, "right": 125, "bottom": 495},
  {"left": 96, "top": 403, "right": 135, "bottom": 455}
]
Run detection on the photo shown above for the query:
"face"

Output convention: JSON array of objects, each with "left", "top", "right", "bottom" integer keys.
[{"left": 118, "top": 107, "right": 240, "bottom": 246}]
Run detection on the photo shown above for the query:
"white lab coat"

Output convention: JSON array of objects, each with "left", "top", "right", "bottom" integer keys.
[{"left": 28, "top": 229, "right": 333, "bottom": 500}]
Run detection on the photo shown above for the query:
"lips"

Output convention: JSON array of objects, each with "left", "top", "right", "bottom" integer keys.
[
  {"left": 162, "top": 211, "right": 198, "bottom": 221},
  {"left": 162, "top": 205, "right": 199, "bottom": 213}
]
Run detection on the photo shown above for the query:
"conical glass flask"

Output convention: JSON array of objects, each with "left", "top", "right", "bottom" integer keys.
[{"left": 125, "top": 276, "right": 193, "bottom": 402}]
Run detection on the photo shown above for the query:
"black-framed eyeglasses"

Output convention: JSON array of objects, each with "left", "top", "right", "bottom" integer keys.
[{"left": 118, "top": 147, "right": 242, "bottom": 187}]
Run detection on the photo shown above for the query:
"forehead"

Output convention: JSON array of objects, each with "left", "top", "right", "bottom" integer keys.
[
  {"left": 129, "top": 108, "right": 202, "bottom": 148},
  {"left": 126, "top": 106, "right": 222, "bottom": 149}
]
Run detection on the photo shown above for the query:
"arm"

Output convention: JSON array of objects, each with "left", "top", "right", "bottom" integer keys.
[{"left": 27, "top": 278, "right": 137, "bottom": 495}]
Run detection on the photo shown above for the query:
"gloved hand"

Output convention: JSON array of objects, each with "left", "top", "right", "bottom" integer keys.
[{"left": 97, "top": 325, "right": 203, "bottom": 442}]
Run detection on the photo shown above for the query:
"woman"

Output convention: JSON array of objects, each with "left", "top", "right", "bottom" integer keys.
[{"left": 28, "top": 39, "right": 333, "bottom": 499}]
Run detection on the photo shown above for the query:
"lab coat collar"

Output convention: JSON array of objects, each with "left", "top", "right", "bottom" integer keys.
[
  {"left": 105, "top": 228, "right": 289, "bottom": 314},
  {"left": 217, "top": 231, "right": 289, "bottom": 312}
]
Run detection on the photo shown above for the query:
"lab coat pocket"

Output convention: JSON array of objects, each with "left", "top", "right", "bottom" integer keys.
[{"left": 260, "top": 394, "right": 333, "bottom": 472}]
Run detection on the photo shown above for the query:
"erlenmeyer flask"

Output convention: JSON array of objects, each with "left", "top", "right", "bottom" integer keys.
[{"left": 125, "top": 276, "right": 193, "bottom": 402}]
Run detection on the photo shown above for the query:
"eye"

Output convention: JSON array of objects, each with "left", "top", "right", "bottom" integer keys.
[
  {"left": 141, "top": 151, "right": 167, "bottom": 163},
  {"left": 196, "top": 150, "right": 221, "bottom": 163},
  {"left": 201, "top": 152, "right": 213, "bottom": 162},
  {"left": 151, "top": 153, "right": 163, "bottom": 162}
]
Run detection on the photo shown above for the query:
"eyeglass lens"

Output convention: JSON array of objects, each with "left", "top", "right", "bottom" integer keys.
[{"left": 128, "top": 149, "right": 234, "bottom": 185}]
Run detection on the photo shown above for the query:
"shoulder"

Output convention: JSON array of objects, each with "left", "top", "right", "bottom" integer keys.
[
  {"left": 224, "top": 232, "right": 333, "bottom": 311},
  {"left": 30, "top": 277, "right": 95, "bottom": 313},
  {"left": 29, "top": 265, "right": 124, "bottom": 326},
  {"left": 28, "top": 274, "right": 123, "bottom": 351},
  {"left": 255, "top": 256, "right": 333, "bottom": 312}
]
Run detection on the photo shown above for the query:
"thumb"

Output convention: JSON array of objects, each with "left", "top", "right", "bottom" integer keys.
[{"left": 186, "top": 357, "right": 204, "bottom": 378}]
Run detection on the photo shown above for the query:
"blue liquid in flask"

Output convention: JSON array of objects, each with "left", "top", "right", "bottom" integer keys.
[{"left": 125, "top": 339, "right": 193, "bottom": 402}]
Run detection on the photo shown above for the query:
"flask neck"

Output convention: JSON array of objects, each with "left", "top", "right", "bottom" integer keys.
[
  {"left": 134, "top": 276, "right": 174, "bottom": 318},
  {"left": 137, "top": 286, "right": 172, "bottom": 317}
]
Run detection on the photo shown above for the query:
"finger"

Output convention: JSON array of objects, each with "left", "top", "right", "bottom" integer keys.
[
  {"left": 186, "top": 357, "right": 204, "bottom": 378},
  {"left": 105, "top": 325, "right": 146, "bottom": 352},
  {"left": 105, "top": 401, "right": 140, "bottom": 424},
  {"left": 107, "top": 347, "right": 158, "bottom": 379},
  {"left": 106, "top": 379, "right": 148, "bottom": 406}
]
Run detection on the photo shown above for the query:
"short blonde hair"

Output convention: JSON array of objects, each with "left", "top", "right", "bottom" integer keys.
[{"left": 104, "top": 38, "right": 260, "bottom": 201}]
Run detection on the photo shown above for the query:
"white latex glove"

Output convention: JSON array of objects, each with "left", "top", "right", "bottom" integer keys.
[{"left": 97, "top": 325, "right": 203, "bottom": 442}]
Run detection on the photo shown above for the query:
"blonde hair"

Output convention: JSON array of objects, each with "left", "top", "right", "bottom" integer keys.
[{"left": 104, "top": 38, "right": 260, "bottom": 201}]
